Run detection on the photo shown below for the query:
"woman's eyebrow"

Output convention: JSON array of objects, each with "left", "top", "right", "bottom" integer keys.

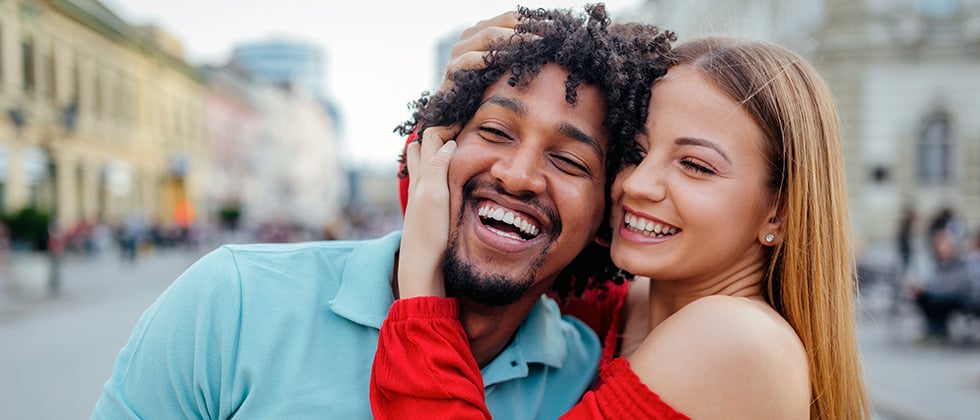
[{"left": 675, "top": 136, "right": 731, "bottom": 164}]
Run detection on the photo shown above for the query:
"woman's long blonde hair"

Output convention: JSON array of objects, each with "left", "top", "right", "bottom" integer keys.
[{"left": 670, "top": 36, "right": 869, "bottom": 419}]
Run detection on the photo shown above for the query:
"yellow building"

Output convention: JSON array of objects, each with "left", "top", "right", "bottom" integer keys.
[{"left": 0, "top": 0, "right": 207, "bottom": 231}]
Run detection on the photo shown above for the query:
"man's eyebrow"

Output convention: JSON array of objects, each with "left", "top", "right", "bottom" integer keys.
[
  {"left": 676, "top": 137, "right": 731, "bottom": 164},
  {"left": 480, "top": 95, "right": 527, "bottom": 116},
  {"left": 558, "top": 123, "right": 603, "bottom": 159}
]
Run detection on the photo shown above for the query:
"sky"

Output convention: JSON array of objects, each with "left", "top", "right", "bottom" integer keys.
[{"left": 106, "top": 0, "right": 645, "bottom": 171}]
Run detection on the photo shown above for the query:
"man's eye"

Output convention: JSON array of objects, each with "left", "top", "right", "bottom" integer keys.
[
  {"left": 478, "top": 126, "right": 510, "bottom": 141},
  {"left": 552, "top": 154, "right": 590, "bottom": 176}
]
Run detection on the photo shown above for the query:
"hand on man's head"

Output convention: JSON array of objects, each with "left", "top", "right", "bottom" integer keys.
[{"left": 438, "top": 11, "right": 527, "bottom": 95}]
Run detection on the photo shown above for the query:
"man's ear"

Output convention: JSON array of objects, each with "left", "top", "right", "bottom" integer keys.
[
  {"left": 593, "top": 234, "right": 610, "bottom": 247},
  {"left": 593, "top": 224, "right": 612, "bottom": 247},
  {"left": 758, "top": 204, "right": 785, "bottom": 246}
]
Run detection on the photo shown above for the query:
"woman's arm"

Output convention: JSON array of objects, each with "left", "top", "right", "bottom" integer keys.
[
  {"left": 370, "top": 299, "right": 689, "bottom": 419},
  {"left": 370, "top": 297, "right": 489, "bottom": 419}
]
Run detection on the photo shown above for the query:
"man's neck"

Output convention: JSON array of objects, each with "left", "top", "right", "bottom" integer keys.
[{"left": 457, "top": 295, "right": 541, "bottom": 367}]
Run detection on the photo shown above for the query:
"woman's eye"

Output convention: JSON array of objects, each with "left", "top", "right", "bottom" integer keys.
[{"left": 680, "top": 159, "right": 716, "bottom": 175}]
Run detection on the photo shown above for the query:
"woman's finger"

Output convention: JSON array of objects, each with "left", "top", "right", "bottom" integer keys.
[
  {"left": 437, "top": 11, "right": 521, "bottom": 95},
  {"left": 404, "top": 141, "right": 421, "bottom": 197}
]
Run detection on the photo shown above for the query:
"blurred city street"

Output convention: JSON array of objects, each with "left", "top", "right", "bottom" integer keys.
[
  {"left": 0, "top": 248, "right": 206, "bottom": 420},
  {"left": 0, "top": 247, "right": 977, "bottom": 419}
]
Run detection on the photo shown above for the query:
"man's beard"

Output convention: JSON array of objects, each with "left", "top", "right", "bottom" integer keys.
[{"left": 442, "top": 226, "right": 550, "bottom": 307}]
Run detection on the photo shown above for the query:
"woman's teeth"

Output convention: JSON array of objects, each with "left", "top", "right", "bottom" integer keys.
[{"left": 625, "top": 213, "right": 678, "bottom": 237}]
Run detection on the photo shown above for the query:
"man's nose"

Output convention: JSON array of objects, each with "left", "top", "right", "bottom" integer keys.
[{"left": 490, "top": 150, "right": 547, "bottom": 196}]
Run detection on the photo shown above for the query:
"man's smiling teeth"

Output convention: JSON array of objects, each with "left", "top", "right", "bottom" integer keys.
[
  {"left": 625, "top": 213, "right": 678, "bottom": 237},
  {"left": 478, "top": 205, "right": 540, "bottom": 238}
]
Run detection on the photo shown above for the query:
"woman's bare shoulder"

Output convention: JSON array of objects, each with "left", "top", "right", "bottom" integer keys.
[{"left": 626, "top": 295, "right": 810, "bottom": 420}]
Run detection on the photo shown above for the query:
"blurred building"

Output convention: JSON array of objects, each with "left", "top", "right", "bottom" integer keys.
[
  {"left": 204, "top": 40, "right": 348, "bottom": 238},
  {"left": 245, "top": 81, "right": 347, "bottom": 235},
  {"left": 230, "top": 38, "right": 345, "bottom": 143},
  {"left": 202, "top": 66, "right": 259, "bottom": 231},
  {"left": 0, "top": 0, "right": 207, "bottom": 231},
  {"left": 622, "top": 0, "right": 824, "bottom": 56},
  {"left": 232, "top": 40, "right": 328, "bottom": 101},
  {"left": 623, "top": 0, "right": 980, "bottom": 243},
  {"left": 817, "top": 0, "right": 980, "bottom": 243}
]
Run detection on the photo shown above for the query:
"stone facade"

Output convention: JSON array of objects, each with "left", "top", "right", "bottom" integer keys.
[{"left": 0, "top": 0, "right": 207, "bottom": 231}]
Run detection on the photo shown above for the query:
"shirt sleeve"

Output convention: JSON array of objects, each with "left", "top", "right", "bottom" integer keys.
[
  {"left": 370, "top": 297, "right": 689, "bottom": 420},
  {"left": 91, "top": 247, "right": 245, "bottom": 420}
]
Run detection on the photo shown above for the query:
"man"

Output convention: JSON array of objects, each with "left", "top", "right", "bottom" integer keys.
[{"left": 92, "top": 5, "right": 670, "bottom": 419}]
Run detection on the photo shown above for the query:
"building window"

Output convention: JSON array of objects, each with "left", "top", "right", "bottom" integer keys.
[
  {"left": 75, "top": 165, "right": 84, "bottom": 221},
  {"left": 0, "top": 22, "right": 5, "bottom": 84},
  {"left": 22, "top": 37, "right": 35, "bottom": 93},
  {"left": 44, "top": 49, "right": 56, "bottom": 101},
  {"left": 112, "top": 70, "right": 124, "bottom": 121},
  {"left": 122, "top": 77, "right": 135, "bottom": 123},
  {"left": 93, "top": 68, "right": 102, "bottom": 115},
  {"left": 70, "top": 57, "right": 79, "bottom": 100},
  {"left": 916, "top": 111, "right": 953, "bottom": 185}
]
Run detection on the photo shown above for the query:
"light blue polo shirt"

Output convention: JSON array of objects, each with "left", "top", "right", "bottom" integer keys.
[{"left": 92, "top": 231, "right": 600, "bottom": 419}]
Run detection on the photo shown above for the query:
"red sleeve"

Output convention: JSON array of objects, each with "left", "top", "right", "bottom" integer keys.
[
  {"left": 370, "top": 297, "right": 491, "bottom": 420},
  {"left": 560, "top": 358, "right": 691, "bottom": 420}
]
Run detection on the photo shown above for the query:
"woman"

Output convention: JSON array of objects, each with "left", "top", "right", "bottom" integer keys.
[{"left": 374, "top": 32, "right": 869, "bottom": 419}]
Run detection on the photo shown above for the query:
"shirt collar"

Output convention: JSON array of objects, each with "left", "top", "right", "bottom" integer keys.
[
  {"left": 328, "top": 231, "right": 401, "bottom": 329},
  {"left": 480, "top": 295, "right": 569, "bottom": 387}
]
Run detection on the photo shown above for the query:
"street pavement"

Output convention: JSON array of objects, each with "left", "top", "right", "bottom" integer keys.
[
  {"left": 1, "top": 248, "right": 978, "bottom": 419},
  {"left": 858, "top": 281, "right": 980, "bottom": 420},
  {"left": 0, "top": 248, "right": 205, "bottom": 419}
]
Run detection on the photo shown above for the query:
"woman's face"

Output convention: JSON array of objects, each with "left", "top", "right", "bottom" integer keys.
[{"left": 609, "top": 65, "right": 777, "bottom": 284}]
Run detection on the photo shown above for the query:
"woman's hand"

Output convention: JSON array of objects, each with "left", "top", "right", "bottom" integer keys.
[
  {"left": 436, "top": 11, "right": 522, "bottom": 95},
  {"left": 397, "top": 126, "right": 459, "bottom": 299}
]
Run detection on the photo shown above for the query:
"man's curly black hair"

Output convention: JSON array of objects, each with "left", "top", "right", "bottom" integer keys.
[{"left": 396, "top": 4, "right": 674, "bottom": 300}]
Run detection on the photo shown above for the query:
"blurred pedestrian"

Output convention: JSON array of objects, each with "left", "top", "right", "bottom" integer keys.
[
  {"left": 966, "top": 230, "right": 980, "bottom": 313},
  {"left": 928, "top": 207, "right": 965, "bottom": 247},
  {"left": 896, "top": 206, "right": 916, "bottom": 274},
  {"left": 118, "top": 212, "right": 146, "bottom": 263},
  {"left": 0, "top": 221, "right": 9, "bottom": 270},
  {"left": 910, "top": 229, "right": 972, "bottom": 342}
]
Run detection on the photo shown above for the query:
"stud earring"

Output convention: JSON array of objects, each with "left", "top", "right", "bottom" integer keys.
[{"left": 764, "top": 233, "right": 775, "bottom": 243}]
